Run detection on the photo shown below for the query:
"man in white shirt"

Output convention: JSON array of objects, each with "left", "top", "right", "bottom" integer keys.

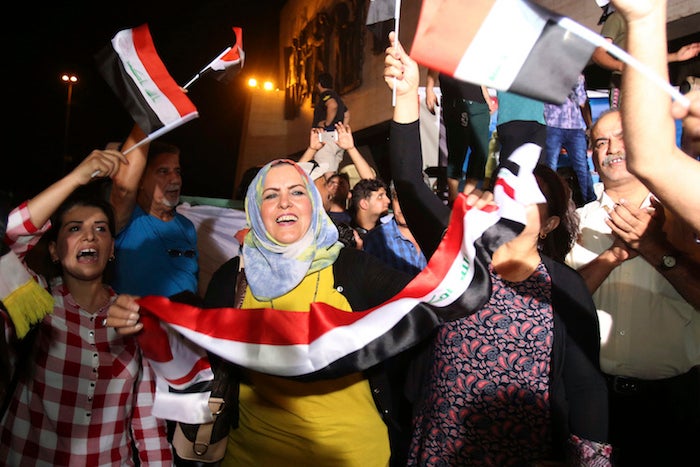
[{"left": 566, "top": 109, "right": 700, "bottom": 466}]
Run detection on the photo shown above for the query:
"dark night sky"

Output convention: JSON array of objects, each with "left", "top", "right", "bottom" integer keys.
[{"left": 4, "top": 0, "right": 287, "bottom": 203}]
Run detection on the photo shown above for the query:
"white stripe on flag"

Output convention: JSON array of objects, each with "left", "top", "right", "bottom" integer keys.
[
  {"left": 456, "top": 0, "right": 547, "bottom": 90},
  {"left": 410, "top": 0, "right": 597, "bottom": 104},
  {"left": 111, "top": 27, "right": 194, "bottom": 132}
]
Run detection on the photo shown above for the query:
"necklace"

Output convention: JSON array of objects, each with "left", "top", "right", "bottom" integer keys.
[{"left": 268, "top": 270, "right": 322, "bottom": 309}]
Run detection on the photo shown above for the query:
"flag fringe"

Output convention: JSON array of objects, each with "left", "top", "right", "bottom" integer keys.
[{"left": 4, "top": 279, "right": 53, "bottom": 339}]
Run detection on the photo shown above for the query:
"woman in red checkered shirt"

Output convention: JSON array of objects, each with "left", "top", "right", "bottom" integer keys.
[{"left": 0, "top": 149, "right": 173, "bottom": 465}]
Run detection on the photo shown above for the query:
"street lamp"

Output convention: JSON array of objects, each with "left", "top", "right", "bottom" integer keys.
[{"left": 61, "top": 73, "right": 78, "bottom": 172}]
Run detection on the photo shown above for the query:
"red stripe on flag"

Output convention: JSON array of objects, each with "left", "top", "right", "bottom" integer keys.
[
  {"left": 137, "top": 313, "right": 174, "bottom": 362},
  {"left": 229, "top": 26, "right": 243, "bottom": 60},
  {"left": 494, "top": 177, "right": 515, "bottom": 199},
  {"left": 131, "top": 24, "right": 196, "bottom": 118},
  {"left": 168, "top": 356, "right": 212, "bottom": 386},
  {"left": 411, "top": 0, "right": 493, "bottom": 76}
]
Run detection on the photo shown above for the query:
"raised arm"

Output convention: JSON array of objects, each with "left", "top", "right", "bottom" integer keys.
[
  {"left": 425, "top": 68, "right": 440, "bottom": 115},
  {"left": 109, "top": 124, "right": 149, "bottom": 233},
  {"left": 27, "top": 149, "right": 126, "bottom": 228},
  {"left": 591, "top": 39, "right": 624, "bottom": 74},
  {"left": 612, "top": 0, "right": 700, "bottom": 232},
  {"left": 385, "top": 32, "right": 451, "bottom": 258},
  {"left": 298, "top": 128, "right": 325, "bottom": 163},
  {"left": 334, "top": 122, "right": 375, "bottom": 179}
]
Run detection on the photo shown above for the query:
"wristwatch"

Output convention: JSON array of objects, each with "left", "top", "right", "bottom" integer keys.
[{"left": 660, "top": 254, "right": 677, "bottom": 270}]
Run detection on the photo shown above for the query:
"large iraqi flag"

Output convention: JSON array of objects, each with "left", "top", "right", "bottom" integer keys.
[
  {"left": 96, "top": 24, "right": 199, "bottom": 149},
  {"left": 409, "top": 0, "right": 599, "bottom": 104},
  {"left": 134, "top": 143, "right": 545, "bottom": 423}
]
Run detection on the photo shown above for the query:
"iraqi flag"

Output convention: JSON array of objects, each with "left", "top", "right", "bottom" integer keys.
[
  {"left": 409, "top": 0, "right": 598, "bottom": 104},
  {"left": 134, "top": 143, "right": 544, "bottom": 423},
  {"left": 210, "top": 27, "right": 245, "bottom": 78},
  {"left": 365, "top": 0, "right": 397, "bottom": 51},
  {"left": 96, "top": 24, "right": 199, "bottom": 148},
  {"left": 183, "top": 26, "right": 245, "bottom": 89}
]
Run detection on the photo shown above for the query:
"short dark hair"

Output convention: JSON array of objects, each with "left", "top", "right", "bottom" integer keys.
[
  {"left": 47, "top": 190, "right": 116, "bottom": 242},
  {"left": 147, "top": 141, "right": 180, "bottom": 165},
  {"left": 317, "top": 72, "right": 334, "bottom": 89},
  {"left": 350, "top": 178, "right": 388, "bottom": 209}
]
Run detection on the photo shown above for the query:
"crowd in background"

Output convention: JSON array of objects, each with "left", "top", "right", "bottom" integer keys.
[{"left": 2, "top": 0, "right": 699, "bottom": 465}]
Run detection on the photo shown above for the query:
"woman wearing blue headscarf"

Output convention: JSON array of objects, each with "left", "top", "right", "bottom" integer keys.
[{"left": 205, "top": 159, "right": 414, "bottom": 467}]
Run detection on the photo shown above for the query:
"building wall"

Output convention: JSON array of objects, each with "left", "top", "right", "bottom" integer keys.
[{"left": 235, "top": 0, "right": 699, "bottom": 191}]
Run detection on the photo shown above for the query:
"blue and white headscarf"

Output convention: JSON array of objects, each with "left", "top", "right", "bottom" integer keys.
[{"left": 243, "top": 159, "right": 342, "bottom": 301}]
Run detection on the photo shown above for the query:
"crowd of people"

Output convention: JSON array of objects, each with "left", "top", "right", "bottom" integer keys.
[{"left": 1, "top": 0, "right": 699, "bottom": 465}]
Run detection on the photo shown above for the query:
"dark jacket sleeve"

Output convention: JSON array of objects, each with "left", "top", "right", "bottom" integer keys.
[
  {"left": 390, "top": 120, "right": 451, "bottom": 259},
  {"left": 545, "top": 255, "right": 608, "bottom": 457},
  {"left": 544, "top": 256, "right": 602, "bottom": 367}
]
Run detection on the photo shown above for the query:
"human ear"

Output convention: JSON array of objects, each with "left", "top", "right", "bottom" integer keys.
[{"left": 541, "top": 215, "right": 560, "bottom": 236}]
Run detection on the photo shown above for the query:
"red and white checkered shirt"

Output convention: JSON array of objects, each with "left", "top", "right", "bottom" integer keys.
[{"left": 1, "top": 201, "right": 173, "bottom": 465}]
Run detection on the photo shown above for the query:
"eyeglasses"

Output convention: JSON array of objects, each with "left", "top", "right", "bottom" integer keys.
[{"left": 167, "top": 249, "right": 196, "bottom": 258}]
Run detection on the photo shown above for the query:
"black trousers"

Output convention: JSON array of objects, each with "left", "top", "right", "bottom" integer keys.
[{"left": 605, "top": 367, "right": 700, "bottom": 466}]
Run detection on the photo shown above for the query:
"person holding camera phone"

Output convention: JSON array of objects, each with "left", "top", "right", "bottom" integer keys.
[{"left": 311, "top": 72, "right": 350, "bottom": 173}]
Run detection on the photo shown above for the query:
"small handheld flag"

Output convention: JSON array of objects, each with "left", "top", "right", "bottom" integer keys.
[
  {"left": 95, "top": 23, "right": 199, "bottom": 153},
  {"left": 409, "top": 0, "right": 688, "bottom": 106},
  {"left": 366, "top": 0, "right": 402, "bottom": 105},
  {"left": 183, "top": 27, "right": 245, "bottom": 89}
]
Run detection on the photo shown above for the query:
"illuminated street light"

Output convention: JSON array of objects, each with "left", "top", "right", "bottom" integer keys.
[
  {"left": 61, "top": 73, "right": 78, "bottom": 172},
  {"left": 247, "top": 77, "right": 277, "bottom": 91}
]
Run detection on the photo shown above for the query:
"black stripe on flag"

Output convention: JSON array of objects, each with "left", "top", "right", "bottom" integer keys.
[
  {"left": 95, "top": 45, "right": 166, "bottom": 135},
  {"left": 509, "top": 19, "right": 597, "bottom": 105}
]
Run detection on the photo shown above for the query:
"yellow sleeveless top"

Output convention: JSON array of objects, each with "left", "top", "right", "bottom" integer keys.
[{"left": 221, "top": 265, "right": 390, "bottom": 467}]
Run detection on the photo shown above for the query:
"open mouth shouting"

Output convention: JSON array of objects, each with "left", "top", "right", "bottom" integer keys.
[{"left": 77, "top": 248, "right": 99, "bottom": 263}]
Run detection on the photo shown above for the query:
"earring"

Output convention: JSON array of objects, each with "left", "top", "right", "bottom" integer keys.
[
  {"left": 539, "top": 232, "right": 547, "bottom": 240},
  {"left": 52, "top": 258, "right": 60, "bottom": 264},
  {"left": 108, "top": 255, "right": 115, "bottom": 262}
]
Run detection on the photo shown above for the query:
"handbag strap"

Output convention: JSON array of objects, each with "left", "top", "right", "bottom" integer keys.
[
  {"left": 234, "top": 256, "right": 247, "bottom": 309},
  {"left": 192, "top": 397, "right": 226, "bottom": 456}
]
